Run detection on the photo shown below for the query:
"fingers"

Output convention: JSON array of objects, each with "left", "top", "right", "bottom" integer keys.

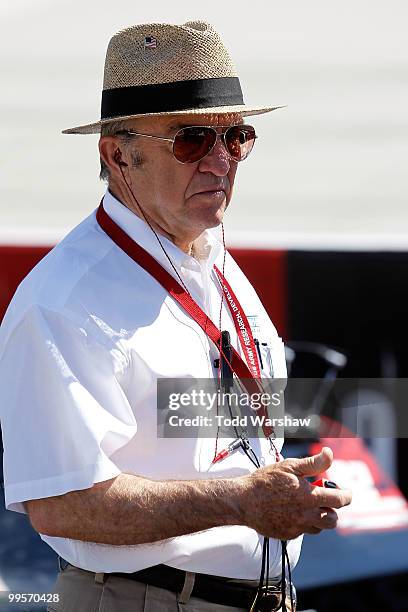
[
  {"left": 315, "top": 508, "right": 338, "bottom": 529},
  {"left": 295, "top": 508, "right": 338, "bottom": 537},
  {"left": 310, "top": 486, "right": 352, "bottom": 509},
  {"left": 291, "top": 446, "right": 333, "bottom": 477},
  {"left": 268, "top": 510, "right": 338, "bottom": 539},
  {"left": 260, "top": 507, "right": 339, "bottom": 540}
]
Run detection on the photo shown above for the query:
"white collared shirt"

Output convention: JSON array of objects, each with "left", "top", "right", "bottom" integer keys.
[{"left": 0, "top": 190, "right": 302, "bottom": 578}]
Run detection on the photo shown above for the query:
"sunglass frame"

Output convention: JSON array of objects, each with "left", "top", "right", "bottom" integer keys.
[{"left": 115, "top": 125, "right": 257, "bottom": 164}]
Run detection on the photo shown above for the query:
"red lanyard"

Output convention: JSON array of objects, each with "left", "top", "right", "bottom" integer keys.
[
  {"left": 96, "top": 203, "right": 274, "bottom": 439},
  {"left": 214, "top": 266, "right": 261, "bottom": 379}
]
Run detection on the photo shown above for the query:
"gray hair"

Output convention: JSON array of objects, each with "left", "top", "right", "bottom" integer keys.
[{"left": 99, "top": 120, "right": 141, "bottom": 182}]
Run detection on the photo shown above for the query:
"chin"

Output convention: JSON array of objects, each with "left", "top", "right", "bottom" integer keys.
[
  {"left": 198, "top": 205, "right": 226, "bottom": 230},
  {"left": 186, "top": 193, "right": 228, "bottom": 230}
]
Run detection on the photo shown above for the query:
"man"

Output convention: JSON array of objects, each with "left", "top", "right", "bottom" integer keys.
[{"left": 0, "top": 21, "right": 351, "bottom": 611}]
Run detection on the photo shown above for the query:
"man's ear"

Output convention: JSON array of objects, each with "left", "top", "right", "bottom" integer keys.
[
  {"left": 99, "top": 137, "right": 128, "bottom": 180},
  {"left": 113, "top": 148, "right": 129, "bottom": 167}
]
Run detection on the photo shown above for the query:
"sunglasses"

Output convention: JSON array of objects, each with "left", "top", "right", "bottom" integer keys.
[{"left": 116, "top": 124, "right": 257, "bottom": 164}]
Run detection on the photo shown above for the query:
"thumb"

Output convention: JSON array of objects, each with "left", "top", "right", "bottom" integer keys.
[{"left": 292, "top": 446, "right": 333, "bottom": 477}]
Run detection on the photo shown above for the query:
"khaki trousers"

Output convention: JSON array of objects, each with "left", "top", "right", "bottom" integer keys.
[{"left": 47, "top": 563, "right": 248, "bottom": 612}]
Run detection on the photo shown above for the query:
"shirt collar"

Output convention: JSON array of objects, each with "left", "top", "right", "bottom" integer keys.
[{"left": 102, "top": 190, "right": 223, "bottom": 273}]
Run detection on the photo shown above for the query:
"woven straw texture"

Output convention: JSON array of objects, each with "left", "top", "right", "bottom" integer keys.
[
  {"left": 63, "top": 21, "right": 282, "bottom": 134},
  {"left": 104, "top": 21, "right": 237, "bottom": 88}
]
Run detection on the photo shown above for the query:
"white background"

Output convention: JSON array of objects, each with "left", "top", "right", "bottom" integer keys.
[{"left": 1, "top": 0, "right": 407, "bottom": 248}]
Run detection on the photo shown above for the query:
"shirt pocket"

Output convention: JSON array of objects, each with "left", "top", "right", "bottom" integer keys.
[{"left": 255, "top": 336, "right": 287, "bottom": 381}]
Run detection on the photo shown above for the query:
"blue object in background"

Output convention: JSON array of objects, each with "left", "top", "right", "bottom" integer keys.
[
  {"left": 295, "top": 529, "right": 408, "bottom": 589},
  {"left": 0, "top": 488, "right": 57, "bottom": 612}
]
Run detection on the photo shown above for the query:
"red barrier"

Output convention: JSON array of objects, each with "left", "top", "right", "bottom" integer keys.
[
  {"left": 0, "top": 246, "right": 52, "bottom": 321},
  {"left": 229, "top": 249, "right": 287, "bottom": 338}
]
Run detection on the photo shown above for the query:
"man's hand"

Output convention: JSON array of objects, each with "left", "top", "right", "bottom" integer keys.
[{"left": 237, "top": 447, "right": 352, "bottom": 540}]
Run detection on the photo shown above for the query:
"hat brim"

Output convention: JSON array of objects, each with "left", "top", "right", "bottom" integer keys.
[{"left": 62, "top": 104, "right": 285, "bottom": 134}]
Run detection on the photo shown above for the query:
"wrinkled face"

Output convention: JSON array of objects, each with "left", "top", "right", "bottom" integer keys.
[{"left": 110, "top": 113, "right": 244, "bottom": 242}]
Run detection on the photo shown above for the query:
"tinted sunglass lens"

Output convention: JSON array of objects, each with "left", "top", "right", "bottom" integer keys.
[
  {"left": 173, "top": 127, "right": 217, "bottom": 163},
  {"left": 225, "top": 125, "right": 256, "bottom": 161}
]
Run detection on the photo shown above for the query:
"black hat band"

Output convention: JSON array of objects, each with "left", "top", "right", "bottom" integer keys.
[{"left": 101, "top": 77, "right": 244, "bottom": 118}]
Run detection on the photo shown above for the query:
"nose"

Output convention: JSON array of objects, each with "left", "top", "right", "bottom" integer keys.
[{"left": 197, "top": 135, "right": 231, "bottom": 176}]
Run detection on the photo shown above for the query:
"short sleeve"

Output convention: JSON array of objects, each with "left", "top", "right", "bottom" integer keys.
[{"left": 0, "top": 305, "right": 137, "bottom": 514}]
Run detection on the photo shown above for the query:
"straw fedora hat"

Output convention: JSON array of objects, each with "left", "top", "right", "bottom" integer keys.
[{"left": 63, "top": 20, "right": 283, "bottom": 135}]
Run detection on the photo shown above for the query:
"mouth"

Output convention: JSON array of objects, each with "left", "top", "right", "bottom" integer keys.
[{"left": 194, "top": 188, "right": 226, "bottom": 195}]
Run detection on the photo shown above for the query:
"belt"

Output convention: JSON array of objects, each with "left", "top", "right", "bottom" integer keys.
[
  {"left": 111, "top": 564, "right": 283, "bottom": 610},
  {"left": 111, "top": 565, "right": 281, "bottom": 610},
  {"left": 60, "top": 558, "right": 284, "bottom": 610}
]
